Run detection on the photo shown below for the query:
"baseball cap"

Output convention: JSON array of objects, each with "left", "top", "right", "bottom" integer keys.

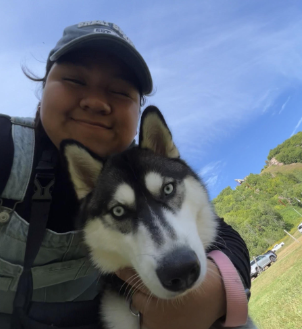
[{"left": 48, "top": 21, "right": 153, "bottom": 94}]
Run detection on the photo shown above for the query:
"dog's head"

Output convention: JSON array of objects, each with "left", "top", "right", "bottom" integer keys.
[{"left": 61, "top": 106, "right": 217, "bottom": 299}]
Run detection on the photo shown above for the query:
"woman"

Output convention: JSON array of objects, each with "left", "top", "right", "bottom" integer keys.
[{"left": 0, "top": 21, "right": 250, "bottom": 329}]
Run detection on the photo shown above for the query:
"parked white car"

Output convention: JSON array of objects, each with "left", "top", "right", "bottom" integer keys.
[
  {"left": 272, "top": 242, "right": 284, "bottom": 252},
  {"left": 250, "top": 254, "right": 276, "bottom": 279},
  {"left": 298, "top": 223, "right": 302, "bottom": 233}
]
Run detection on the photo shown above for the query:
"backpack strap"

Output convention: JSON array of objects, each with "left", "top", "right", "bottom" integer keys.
[
  {"left": 12, "top": 149, "right": 57, "bottom": 329},
  {"left": 0, "top": 114, "right": 14, "bottom": 197},
  {"left": 11, "top": 150, "right": 101, "bottom": 329},
  {"left": 2, "top": 116, "right": 35, "bottom": 202}
]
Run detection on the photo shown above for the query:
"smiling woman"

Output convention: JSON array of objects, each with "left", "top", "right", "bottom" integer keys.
[{"left": 40, "top": 49, "right": 141, "bottom": 157}]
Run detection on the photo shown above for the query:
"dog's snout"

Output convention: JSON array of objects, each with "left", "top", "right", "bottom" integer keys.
[{"left": 156, "top": 248, "right": 200, "bottom": 292}]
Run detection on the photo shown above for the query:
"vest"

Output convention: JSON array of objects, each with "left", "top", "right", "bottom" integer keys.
[{"left": 0, "top": 116, "right": 100, "bottom": 328}]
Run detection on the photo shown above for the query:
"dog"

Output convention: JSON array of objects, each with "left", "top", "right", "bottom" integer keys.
[{"left": 61, "top": 106, "right": 256, "bottom": 329}]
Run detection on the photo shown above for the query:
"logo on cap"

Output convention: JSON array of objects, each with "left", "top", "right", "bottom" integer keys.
[
  {"left": 78, "top": 21, "right": 135, "bottom": 48},
  {"left": 94, "top": 28, "right": 119, "bottom": 36}
]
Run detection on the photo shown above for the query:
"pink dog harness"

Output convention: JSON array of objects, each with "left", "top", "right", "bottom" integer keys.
[{"left": 208, "top": 250, "right": 248, "bottom": 327}]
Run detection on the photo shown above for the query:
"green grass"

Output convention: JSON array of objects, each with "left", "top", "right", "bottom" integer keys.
[
  {"left": 266, "top": 227, "right": 302, "bottom": 253},
  {"left": 249, "top": 233, "right": 302, "bottom": 328},
  {"left": 261, "top": 163, "right": 302, "bottom": 175},
  {"left": 278, "top": 207, "right": 302, "bottom": 228}
]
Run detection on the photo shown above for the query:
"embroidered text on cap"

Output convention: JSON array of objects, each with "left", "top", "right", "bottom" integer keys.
[{"left": 78, "top": 21, "right": 135, "bottom": 47}]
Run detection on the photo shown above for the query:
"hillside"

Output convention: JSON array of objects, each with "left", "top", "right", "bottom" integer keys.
[
  {"left": 263, "top": 131, "right": 302, "bottom": 170},
  {"left": 261, "top": 162, "right": 302, "bottom": 175},
  {"left": 213, "top": 131, "right": 302, "bottom": 257}
]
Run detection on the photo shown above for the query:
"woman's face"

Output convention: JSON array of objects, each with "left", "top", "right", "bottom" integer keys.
[{"left": 40, "top": 49, "right": 140, "bottom": 157}]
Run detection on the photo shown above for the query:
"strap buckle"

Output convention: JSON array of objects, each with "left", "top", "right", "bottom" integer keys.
[{"left": 32, "top": 173, "right": 55, "bottom": 200}]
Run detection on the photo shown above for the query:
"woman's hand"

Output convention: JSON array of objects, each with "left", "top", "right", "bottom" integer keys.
[{"left": 115, "top": 259, "right": 226, "bottom": 329}]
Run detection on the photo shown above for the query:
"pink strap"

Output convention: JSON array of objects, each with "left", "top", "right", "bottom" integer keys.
[{"left": 207, "top": 250, "right": 248, "bottom": 327}]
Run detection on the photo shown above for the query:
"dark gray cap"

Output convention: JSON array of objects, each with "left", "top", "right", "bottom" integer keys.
[{"left": 48, "top": 21, "right": 153, "bottom": 94}]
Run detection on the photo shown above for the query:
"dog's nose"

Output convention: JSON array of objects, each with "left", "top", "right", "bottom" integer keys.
[{"left": 156, "top": 248, "right": 201, "bottom": 292}]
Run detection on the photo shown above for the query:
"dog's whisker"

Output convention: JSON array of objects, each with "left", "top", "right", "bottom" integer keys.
[
  {"left": 210, "top": 234, "right": 233, "bottom": 254},
  {"left": 172, "top": 293, "right": 186, "bottom": 308},
  {"left": 144, "top": 291, "right": 154, "bottom": 313},
  {"left": 125, "top": 278, "right": 142, "bottom": 300},
  {"left": 127, "top": 282, "right": 146, "bottom": 304},
  {"left": 134, "top": 282, "right": 146, "bottom": 294},
  {"left": 156, "top": 298, "right": 163, "bottom": 308},
  {"left": 120, "top": 273, "right": 140, "bottom": 291},
  {"left": 119, "top": 273, "right": 138, "bottom": 289},
  {"left": 126, "top": 279, "right": 144, "bottom": 300},
  {"left": 124, "top": 273, "right": 140, "bottom": 287},
  {"left": 206, "top": 268, "right": 222, "bottom": 280}
]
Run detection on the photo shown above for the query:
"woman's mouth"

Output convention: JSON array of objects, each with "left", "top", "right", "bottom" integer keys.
[{"left": 71, "top": 118, "right": 111, "bottom": 129}]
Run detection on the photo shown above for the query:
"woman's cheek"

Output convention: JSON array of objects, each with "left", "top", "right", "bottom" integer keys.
[{"left": 43, "top": 82, "right": 76, "bottom": 113}]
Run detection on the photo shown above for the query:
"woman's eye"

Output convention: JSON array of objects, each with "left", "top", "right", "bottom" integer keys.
[
  {"left": 112, "top": 205, "right": 126, "bottom": 217},
  {"left": 111, "top": 90, "right": 131, "bottom": 97},
  {"left": 63, "top": 78, "right": 85, "bottom": 85},
  {"left": 163, "top": 183, "right": 174, "bottom": 196}
]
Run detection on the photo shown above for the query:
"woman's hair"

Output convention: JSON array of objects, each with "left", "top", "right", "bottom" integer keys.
[
  {"left": 22, "top": 51, "right": 148, "bottom": 132},
  {"left": 22, "top": 59, "right": 54, "bottom": 135}
]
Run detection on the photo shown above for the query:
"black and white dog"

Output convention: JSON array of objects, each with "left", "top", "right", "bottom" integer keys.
[{"left": 62, "top": 106, "right": 256, "bottom": 329}]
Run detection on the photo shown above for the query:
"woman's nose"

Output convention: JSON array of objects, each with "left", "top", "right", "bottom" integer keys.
[{"left": 80, "top": 92, "right": 111, "bottom": 114}]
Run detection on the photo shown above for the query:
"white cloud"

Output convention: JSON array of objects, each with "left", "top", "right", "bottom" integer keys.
[
  {"left": 198, "top": 161, "right": 225, "bottom": 191},
  {"left": 143, "top": 6, "right": 302, "bottom": 157},
  {"left": 1, "top": 0, "right": 302, "bottom": 160},
  {"left": 199, "top": 161, "right": 222, "bottom": 177},
  {"left": 290, "top": 116, "right": 302, "bottom": 137},
  {"left": 205, "top": 175, "right": 219, "bottom": 188},
  {"left": 279, "top": 96, "right": 291, "bottom": 115}
]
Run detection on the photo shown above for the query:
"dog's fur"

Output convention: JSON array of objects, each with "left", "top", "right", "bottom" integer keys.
[{"left": 62, "top": 106, "right": 256, "bottom": 329}]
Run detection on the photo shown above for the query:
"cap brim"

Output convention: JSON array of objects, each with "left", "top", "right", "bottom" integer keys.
[{"left": 49, "top": 34, "right": 152, "bottom": 94}]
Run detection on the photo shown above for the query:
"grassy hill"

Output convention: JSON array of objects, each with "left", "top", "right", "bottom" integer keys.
[
  {"left": 213, "top": 131, "right": 302, "bottom": 257},
  {"left": 261, "top": 162, "right": 302, "bottom": 175},
  {"left": 264, "top": 131, "right": 302, "bottom": 169},
  {"left": 249, "top": 233, "right": 302, "bottom": 329}
]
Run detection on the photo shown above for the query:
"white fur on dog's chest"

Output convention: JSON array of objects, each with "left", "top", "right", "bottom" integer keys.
[{"left": 101, "top": 291, "right": 144, "bottom": 329}]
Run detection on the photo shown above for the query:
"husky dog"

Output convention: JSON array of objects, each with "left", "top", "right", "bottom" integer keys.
[{"left": 62, "top": 106, "right": 256, "bottom": 329}]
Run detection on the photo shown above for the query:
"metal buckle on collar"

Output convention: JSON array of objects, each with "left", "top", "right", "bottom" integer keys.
[
  {"left": 32, "top": 173, "right": 55, "bottom": 201},
  {"left": 245, "top": 288, "right": 251, "bottom": 301}
]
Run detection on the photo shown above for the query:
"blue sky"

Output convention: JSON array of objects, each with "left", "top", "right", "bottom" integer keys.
[{"left": 1, "top": 0, "right": 302, "bottom": 199}]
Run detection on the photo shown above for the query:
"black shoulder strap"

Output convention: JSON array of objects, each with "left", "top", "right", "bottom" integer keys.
[
  {"left": 11, "top": 149, "right": 101, "bottom": 329},
  {"left": 12, "top": 150, "right": 57, "bottom": 329},
  {"left": 0, "top": 114, "right": 14, "bottom": 196}
]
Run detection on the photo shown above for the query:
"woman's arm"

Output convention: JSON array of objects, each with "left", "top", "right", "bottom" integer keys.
[
  {"left": 208, "top": 217, "right": 251, "bottom": 290},
  {"left": 116, "top": 260, "right": 227, "bottom": 329},
  {"left": 207, "top": 217, "right": 251, "bottom": 327}
]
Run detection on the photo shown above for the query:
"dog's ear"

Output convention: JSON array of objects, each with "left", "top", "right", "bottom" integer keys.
[
  {"left": 139, "top": 106, "right": 180, "bottom": 158},
  {"left": 61, "top": 140, "right": 103, "bottom": 199}
]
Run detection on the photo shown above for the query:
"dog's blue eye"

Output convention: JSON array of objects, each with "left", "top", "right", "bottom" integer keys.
[
  {"left": 163, "top": 183, "right": 174, "bottom": 195},
  {"left": 112, "top": 206, "right": 125, "bottom": 217}
]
